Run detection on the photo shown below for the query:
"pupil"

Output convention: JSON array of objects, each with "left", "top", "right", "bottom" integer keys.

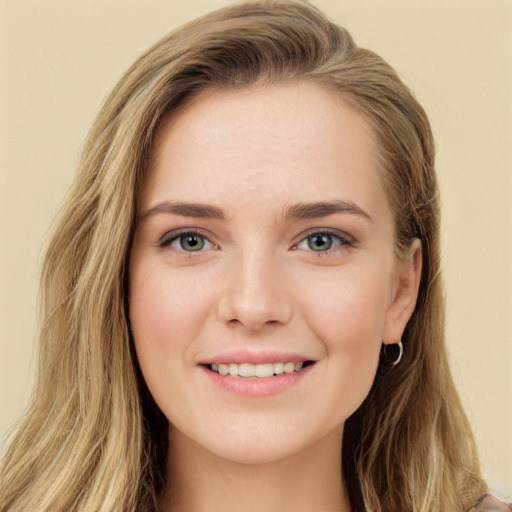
[
  {"left": 308, "top": 234, "right": 332, "bottom": 251},
  {"left": 182, "top": 235, "right": 203, "bottom": 251}
]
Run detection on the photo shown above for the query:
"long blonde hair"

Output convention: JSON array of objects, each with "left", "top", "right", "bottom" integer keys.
[{"left": 1, "top": 1, "right": 486, "bottom": 510}]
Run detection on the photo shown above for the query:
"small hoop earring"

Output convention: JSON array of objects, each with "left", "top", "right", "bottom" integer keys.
[{"left": 384, "top": 340, "right": 403, "bottom": 366}]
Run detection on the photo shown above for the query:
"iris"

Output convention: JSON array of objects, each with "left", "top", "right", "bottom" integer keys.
[{"left": 307, "top": 234, "right": 334, "bottom": 251}]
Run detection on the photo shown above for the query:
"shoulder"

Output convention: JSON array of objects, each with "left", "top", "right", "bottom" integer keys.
[{"left": 471, "top": 494, "right": 511, "bottom": 511}]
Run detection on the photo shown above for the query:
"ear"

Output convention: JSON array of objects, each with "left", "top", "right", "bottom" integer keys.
[{"left": 382, "top": 239, "right": 422, "bottom": 344}]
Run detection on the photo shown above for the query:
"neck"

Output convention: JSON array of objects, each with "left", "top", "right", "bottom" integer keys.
[{"left": 162, "top": 426, "right": 351, "bottom": 512}]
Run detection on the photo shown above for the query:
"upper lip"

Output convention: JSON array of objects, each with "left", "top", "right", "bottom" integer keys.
[{"left": 199, "top": 350, "right": 315, "bottom": 366}]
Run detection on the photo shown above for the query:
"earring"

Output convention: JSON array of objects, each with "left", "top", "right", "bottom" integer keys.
[{"left": 383, "top": 340, "right": 403, "bottom": 366}]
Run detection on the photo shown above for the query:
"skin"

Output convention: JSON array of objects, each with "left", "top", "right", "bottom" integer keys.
[{"left": 129, "top": 81, "right": 421, "bottom": 511}]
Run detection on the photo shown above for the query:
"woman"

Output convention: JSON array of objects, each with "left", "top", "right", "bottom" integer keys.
[{"left": 0, "top": 1, "right": 493, "bottom": 510}]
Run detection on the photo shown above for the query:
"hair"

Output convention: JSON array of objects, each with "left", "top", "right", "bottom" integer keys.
[{"left": 0, "top": 1, "right": 486, "bottom": 510}]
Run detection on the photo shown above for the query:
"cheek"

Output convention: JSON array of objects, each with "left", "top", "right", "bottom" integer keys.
[
  {"left": 128, "top": 262, "right": 214, "bottom": 384},
  {"left": 298, "top": 264, "right": 391, "bottom": 349},
  {"left": 295, "top": 265, "right": 390, "bottom": 413}
]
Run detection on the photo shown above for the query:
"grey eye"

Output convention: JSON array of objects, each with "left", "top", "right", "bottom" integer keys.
[
  {"left": 296, "top": 232, "right": 348, "bottom": 252},
  {"left": 166, "top": 232, "right": 214, "bottom": 252},
  {"left": 306, "top": 234, "right": 334, "bottom": 251},
  {"left": 179, "top": 234, "right": 205, "bottom": 251}
]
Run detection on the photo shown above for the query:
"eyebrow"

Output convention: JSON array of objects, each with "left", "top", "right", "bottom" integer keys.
[
  {"left": 139, "top": 201, "right": 225, "bottom": 222},
  {"left": 139, "top": 199, "right": 372, "bottom": 223},
  {"left": 283, "top": 200, "right": 373, "bottom": 222}
]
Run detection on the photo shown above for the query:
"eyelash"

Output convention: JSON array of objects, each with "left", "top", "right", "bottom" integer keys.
[
  {"left": 159, "top": 228, "right": 353, "bottom": 254},
  {"left": 293, "top": 228, "right": 354, "bottom": 255},
  {"left": 159, "top": 229, "right": 218, "bottom": 252}
]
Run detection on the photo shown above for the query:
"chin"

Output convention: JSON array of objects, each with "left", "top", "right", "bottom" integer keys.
[
  {"left": 215, "top": 435, "right": 308, "bottom": 465},
  {"left": 171, "top": 415, "right": 344, "bottom": 468}
]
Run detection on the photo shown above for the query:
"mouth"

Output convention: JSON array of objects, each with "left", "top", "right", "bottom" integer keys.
[
  {"left": 204, "top": 360, "right": 315, "bottom": 378},
  {"left": 200, "top": 356, "right": 315, "bottom": 398}
]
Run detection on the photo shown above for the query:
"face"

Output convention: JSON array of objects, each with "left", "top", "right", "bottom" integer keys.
[{"left": 129, "top": 82, "right": 419, "bottom": 465}]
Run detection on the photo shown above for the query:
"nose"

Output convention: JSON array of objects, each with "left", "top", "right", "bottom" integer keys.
[{"left": 217, "top": 250, "right": 293, "bottom": 331}]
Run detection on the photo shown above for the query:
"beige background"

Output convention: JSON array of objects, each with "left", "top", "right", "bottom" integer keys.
[{"left": 1, "top": 0, "right": 511, "bottom": 497}]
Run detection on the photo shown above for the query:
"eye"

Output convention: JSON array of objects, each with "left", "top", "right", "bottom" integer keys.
[
  {"left": 295, "top": 230, "right": 352, "bottom": 253},
  {"left": 160, "top": 231, "right": 216, "bottom": 252}
]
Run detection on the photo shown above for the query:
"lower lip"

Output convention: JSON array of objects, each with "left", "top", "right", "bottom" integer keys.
[{"left": 200, "top": 365, "right": 312, "bottom": 398}]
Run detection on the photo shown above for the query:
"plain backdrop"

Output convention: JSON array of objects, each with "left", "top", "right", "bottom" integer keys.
[{"left": 1, "top": 0, "right": 511, "bottom": 497}]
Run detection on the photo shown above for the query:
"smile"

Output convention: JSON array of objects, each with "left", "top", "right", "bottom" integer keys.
[{"left": 209, "top": 361, "right": 309, "bottom": 378}]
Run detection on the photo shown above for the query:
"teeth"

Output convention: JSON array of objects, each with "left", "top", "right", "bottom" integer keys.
[
  {"left": 255, "top": 363, "right": 274, "bottom": 378},
  {"left": 284, "top": 362, "right": 295, "bottom": 374},
  {"left": 212, "top": 361, "right": 305, "bottom": 378},
  {"left": 239, "top": 363, "right": 255, "bottom": 377},
  {"left": 274, "top": 362, "right": 284, "bottom": 375}
]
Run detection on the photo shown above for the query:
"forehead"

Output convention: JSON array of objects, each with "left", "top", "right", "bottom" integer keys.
[{"left": 142, "top": 81, "right": 388, "bottom": 221}]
